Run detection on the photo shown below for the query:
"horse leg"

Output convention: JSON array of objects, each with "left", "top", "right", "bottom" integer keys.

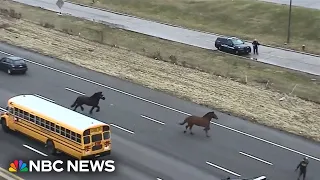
[
  {"left": 204, "top": 127, "right": 210, "bottom": 137},
  {"left": 95, "top": 105, "right": 100, "bottom": 112},
  {"left": 73, "top": 104, "right": 78, "bottom": 111},
  {"left": 89, "top": 106, "right": 95, "bottom": 114},
  {"left": 80, "top": 105, "right": 84, "bottom": 111},
  {"left": 189, "top": 125, "right": 194, "bottom": 135},
  {"left": 184, "top": 125, "right": 188, "bottom": 133},
  {"left": 205, "top": 130, "right": 210, "bottom": 137}
]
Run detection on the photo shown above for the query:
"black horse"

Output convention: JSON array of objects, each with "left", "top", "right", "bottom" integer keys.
[{"left": 71, "top": 92, "right": 105, "bottom": 114}]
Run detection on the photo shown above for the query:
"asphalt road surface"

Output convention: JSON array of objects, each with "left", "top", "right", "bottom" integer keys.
[
  {"left": 260, "top": 0, "right": 320, "bottom": 9},
  {"left": 12, "top": 0, "right": 320, "bottom": 76},
  {"left": 0, "top": 42, "right": 320, "bottom": 180}
]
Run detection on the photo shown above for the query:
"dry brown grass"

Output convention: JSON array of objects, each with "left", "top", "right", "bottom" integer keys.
[{"left": 0, "top": 1, "right": 320, "bottom": 141}]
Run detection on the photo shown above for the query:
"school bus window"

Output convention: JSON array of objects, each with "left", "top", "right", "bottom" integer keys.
[
  {"left": 40, "top": 118, "right": 45, "bottom": 127},
  {"left": 70, "top": 131, "right": 76, "bottom": 141},
  {"left": 30, "top": 114, "right": 35, "bottom": 122},
  {"left": 50, "top": 122, "right": 55, "bottom": 131},
  {"left": 14, "top": 108, "right": 18, "bottom": 116},
  {"left": 35, "top": 116, "right": 41, "bottom": 125},
  {"left": 92, "top": 134, "right": 102, "bottom": 142},
  {"left": 55, "top": 125, "right": 60, "bottom": 134},
  {"left": 45, "top": 120, "right": 50, "bottom": 129},
  {"left": 9, "top": 107, "right": 13, "bottom": 114},
  {"left": 14, "top": 108, "right": 19, "bottom": 116},
  {"left": 18, "top": 109, "right": 23, "bottom": 117},
  {"left": 23, "top": 111, "right": 29, "bottom": 120},
  {"left": 76, "top": 134, "right": 81, "bottom": 143},
  {"left": 61, "top": 127, "right": 66, "bottom": 136},
  {"left": 84, "top": 136, "right": 90, "bottom": 144},
  {"left": 103, "top": 132, "right": 110, "bottom": 140},
  {"left": 66, "top": 129, "right": 71, "bottom": 138}
]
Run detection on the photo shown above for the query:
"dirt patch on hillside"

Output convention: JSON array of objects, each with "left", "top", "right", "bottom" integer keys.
[{"left": 0, "top": 17, "right": 320, "bottom": 141}]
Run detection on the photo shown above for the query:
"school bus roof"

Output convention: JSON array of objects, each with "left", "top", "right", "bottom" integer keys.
[{"left": 8, "top": 95, "right": 107, "bottom": 132}]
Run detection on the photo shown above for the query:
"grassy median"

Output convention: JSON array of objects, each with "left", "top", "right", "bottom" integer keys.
[
  {"left": 70, "top": 0, "right": 320, "bottom": 55},
  {"left": 0, "top": 0, "right": 320, "bottom": 142}
]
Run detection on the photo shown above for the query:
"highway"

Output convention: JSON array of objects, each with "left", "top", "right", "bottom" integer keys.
[
  {"left": 11, "top": 0, "right": 320, "bottom": 76},
  {"left": 0, "top": 42, "right": 320, "bottom": 180}
]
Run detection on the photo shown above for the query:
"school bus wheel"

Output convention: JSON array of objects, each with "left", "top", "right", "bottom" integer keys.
[
  {"left": 1, "top": 117, "right": 10, "bottom": 133},
  {"left": 46, "top": 139, "right": 57, "bottom": 155}
]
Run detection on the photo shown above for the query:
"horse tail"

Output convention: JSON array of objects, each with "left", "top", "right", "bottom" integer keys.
[
  {"left": 179, "top": 118, "right": 188, "bottom": 125},
  {"left": 70, "top": 98, "right": 78, "bottom": 107}
]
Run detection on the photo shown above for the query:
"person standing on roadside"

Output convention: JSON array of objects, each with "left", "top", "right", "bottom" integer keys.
[
  {"left": 252, "top": 39, "right": 260, "bottom": 55},
  {"left": 295, "top": 157, "right": 309, "bottom": 180}
]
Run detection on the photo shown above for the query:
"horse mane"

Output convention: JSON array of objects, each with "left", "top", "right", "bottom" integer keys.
[
  {"left": 202, "top": 111, "right": 214, "bottom": 119},
  {"left": 90, "top": 92, "right": 102, "bottom": 98}
]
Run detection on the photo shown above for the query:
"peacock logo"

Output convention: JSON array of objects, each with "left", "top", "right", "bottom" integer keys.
[{"left": 9, "top": 160, "right": 28, "bottom": 172}]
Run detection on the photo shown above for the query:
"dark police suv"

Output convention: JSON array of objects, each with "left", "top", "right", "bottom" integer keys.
[
  {"left": 215, "top": 36, "right": 251, "bottom": 55},
  {"left": 0, "top": 56, "right": 28, "bottom": 75}
]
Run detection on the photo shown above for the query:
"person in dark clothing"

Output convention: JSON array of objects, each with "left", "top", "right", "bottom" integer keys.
[
  {"left": 295, "top": 157, "right": 309, "bottom": 180},
  {"left": 252, "top": 39, "right": 260, "bottom": 55}
]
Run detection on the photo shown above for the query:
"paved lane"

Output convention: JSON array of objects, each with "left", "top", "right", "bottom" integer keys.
[
  {"left": 0, "top": 43, "right": 320, "bottom": 179},
  {"left": 260, "top": 0, "right": 320, "bottom": 9},
  {"left": 11, "top": 0, "right": 320, "bottom": 76}
]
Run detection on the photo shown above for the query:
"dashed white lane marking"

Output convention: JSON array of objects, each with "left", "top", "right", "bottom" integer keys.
[
  {"left": 239, "top": 151, "right": 273, "bottom": 166},
  {"left": 156, "top": 178, "right": 162, "bottom": 180},
  {"left": 210, "top": 121, "right": 320, "bottom": 162},
  {"left": 34, "top": 94, "right": 55, "bottom": 102},
  {"left": 23, "top": 144, "right": 48, "bottom": 157},
  {"left": 206, "top": 161, "right": 241, "bottom": 177},
  {"left": 110, "top": 123, "right": 135, "bottom": 134},
  {"left": 140, "top": 115, "right": 165, "bottom": 125},
  {"left": 65, "top": 87, "right": 86, "bottom": 95},
  {"left": 1, "top": 50, "right": 320, "bottom": 162}
]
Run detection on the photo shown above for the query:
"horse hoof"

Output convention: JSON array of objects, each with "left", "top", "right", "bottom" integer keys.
[
  {"left": 206, "top": 135, "right": 210, "bottom": 138},
  {"left": 183, "top": 131, "right": 186, "bottom": 133},
  {"left": 190, "top": 132, "right": 194, "bottom": 135}
]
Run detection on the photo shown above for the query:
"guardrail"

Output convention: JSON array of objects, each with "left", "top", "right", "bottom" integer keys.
[{"left": 0, "top": 168, "right": 24, "bottom": 180}]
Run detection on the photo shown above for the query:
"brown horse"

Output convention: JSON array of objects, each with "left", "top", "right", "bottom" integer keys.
[{"left": 179, "top": 111, "right": 218, "bottom": 137}]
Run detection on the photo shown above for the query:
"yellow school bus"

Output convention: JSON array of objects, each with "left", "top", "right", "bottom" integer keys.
[{"left": 0, "top": 94, "right": 111, "bottom": 159}]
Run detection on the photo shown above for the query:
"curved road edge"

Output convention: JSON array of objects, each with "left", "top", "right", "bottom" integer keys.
[
  {"left": 0, "top": 168, "right": 24, "bottom": 180},
  {"left": 64, "top": 0, "right": 320, "bottom": 58}
]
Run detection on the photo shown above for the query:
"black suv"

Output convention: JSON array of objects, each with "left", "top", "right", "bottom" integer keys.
[
  {"left": 0, "top": 56, "right": 28, "bottom": 75},
  {"left": 215, "top": 36, "right": 251, "bottom": 55}
]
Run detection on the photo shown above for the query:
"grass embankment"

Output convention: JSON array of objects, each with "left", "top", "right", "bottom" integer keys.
[
  {"left": 71, "top": 0, "right": 320, "bottom": 55},
  {"left": 0, "top": 0, "right": 320, "bottom": 141}
]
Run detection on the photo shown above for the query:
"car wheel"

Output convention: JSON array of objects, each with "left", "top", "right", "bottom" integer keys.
[{"left": 7, "top": 69, "right": 12, "bottom": 75}]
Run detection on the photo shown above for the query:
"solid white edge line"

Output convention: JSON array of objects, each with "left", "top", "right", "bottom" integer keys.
[
  {"left": 110, "top": 124, "right": 135, "bottom": 134},
  {"left": 65, "top": 87, "right": 86, "bottom": 95},
  {"left": 0, "top": 50, "right": 319, "bottom": 162},
  {"left": 206, "top": 161, "right": 241, "bottom": 177},
  {"left": 140, "top": 115, "right": 165, "bottom": 125},
  {"left": 23, "top": 144, "right": 48, "bottom": 157},
  {"left": 239, "top": 151, "right": 273, "bottom": 165},
  {"left": 34, "top": 94, "right": 55, "bottom": 102},
  {"left": 210, "top": 121, "right": 320, "bottom": 162}
]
